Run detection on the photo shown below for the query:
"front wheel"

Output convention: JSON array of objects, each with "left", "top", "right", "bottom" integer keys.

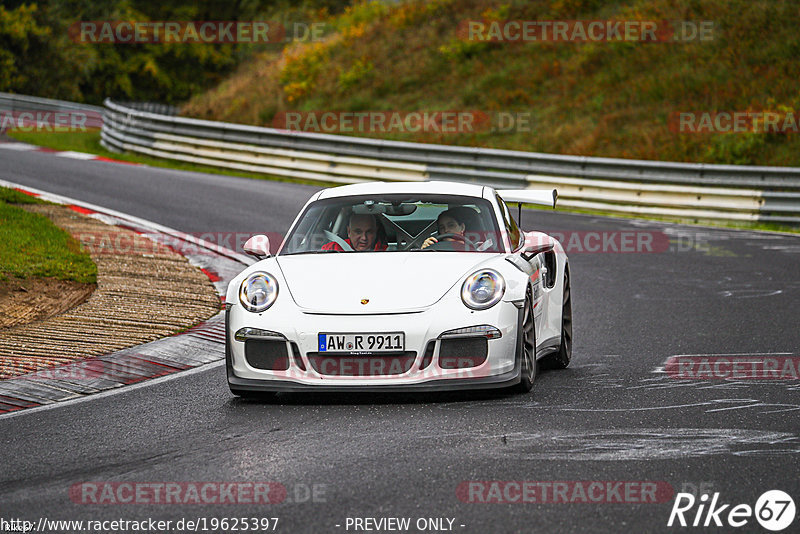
[{"left": 515, "top": 287, "right": 536, "bottom": 393}]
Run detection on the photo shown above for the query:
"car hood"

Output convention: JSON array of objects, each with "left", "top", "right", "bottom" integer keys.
[{"left": 275, "top": 252, "right": 494, "bottom": 314}]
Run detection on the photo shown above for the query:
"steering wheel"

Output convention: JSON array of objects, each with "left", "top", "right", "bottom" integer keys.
[
  {"left": 323, "top": 230, "right": 354, "bottom": 251},
  {"left": 424, "top": 233, "right": 478, "bottom": 251}
]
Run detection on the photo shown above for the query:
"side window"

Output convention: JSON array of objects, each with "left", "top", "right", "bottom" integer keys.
[{"left": 496, "top": 194, "right": 523, "bottom": 251}]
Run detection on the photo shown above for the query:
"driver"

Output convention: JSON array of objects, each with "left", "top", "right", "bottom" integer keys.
[
  {"left": 321, "top": 213, "right": 388, "bottom": 252},
  {"left": 421, "top": 209, "right": 468, "bottom": 249}
]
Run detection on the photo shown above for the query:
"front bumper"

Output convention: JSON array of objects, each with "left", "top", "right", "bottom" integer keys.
[
  {"left": 226, "top": 297, "right": 522, "bottom": 392},
  {"left": 226, "top": 367, "right": 521, "bottom": 392}
]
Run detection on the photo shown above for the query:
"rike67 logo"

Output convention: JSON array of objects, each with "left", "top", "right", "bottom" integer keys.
[{"left": 668, "top": 490, "right": 795, "bottom": 531}]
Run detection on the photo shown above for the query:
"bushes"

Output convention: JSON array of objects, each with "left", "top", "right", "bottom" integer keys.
[
  {"left": 0, "top": 0, "right": 347, "bottom": 105},
  {"left": 183, "top": 0, "right": 800, "bottom": 165}
]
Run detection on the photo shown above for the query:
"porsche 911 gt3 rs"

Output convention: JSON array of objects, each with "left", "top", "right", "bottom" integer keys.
[{"left": 225, "top": 181, "right": 572, "bottom": 396}]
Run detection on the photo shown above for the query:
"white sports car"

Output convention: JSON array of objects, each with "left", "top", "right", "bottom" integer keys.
[{"left": 225, "top": 181, "right": 572, "bottom": 396}]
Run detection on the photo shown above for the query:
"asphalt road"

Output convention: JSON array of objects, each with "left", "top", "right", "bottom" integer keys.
[{"left": 1, "top": 148, "right": 799, "bottom": 534}]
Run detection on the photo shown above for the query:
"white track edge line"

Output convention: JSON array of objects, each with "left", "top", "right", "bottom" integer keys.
[{"left": 0, "top": 361, "right": 224, "bottom": 420}]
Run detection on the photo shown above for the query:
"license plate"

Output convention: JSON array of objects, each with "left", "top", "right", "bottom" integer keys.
[{"left": 318, "top": 332, "right": 405, "bottom": 353}]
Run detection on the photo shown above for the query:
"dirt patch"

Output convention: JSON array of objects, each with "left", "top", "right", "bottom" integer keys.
[
  {"left": 0, "top": 203, "right": 220, "bottom": 379},
  {"left": 0, "top": 276, "right": 95, "bottom": 328}
]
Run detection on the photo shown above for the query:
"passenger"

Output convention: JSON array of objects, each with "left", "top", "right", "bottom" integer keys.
[
  {"left": 421, "top": 208, "right": 469, "bottom": 249},
  {"left": 321, "top": 213, "right": 387, "bottom": 252}
]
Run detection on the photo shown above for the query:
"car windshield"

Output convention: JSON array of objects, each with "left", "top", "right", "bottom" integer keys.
[{"left": 279, "top": 194, "right": 503, "bottom": 255}]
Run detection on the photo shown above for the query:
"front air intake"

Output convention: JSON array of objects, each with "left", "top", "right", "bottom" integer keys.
[
  {"left": 306, "top": 352, "right": 416, "bottom": 376},
  {"left": 245, "top": 339, "right": 290, "bottom": 371},
  {"left": 438, "top": 338, "right": 488, "bottom": 369}
]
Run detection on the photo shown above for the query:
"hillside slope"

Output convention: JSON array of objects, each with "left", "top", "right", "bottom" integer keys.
[{"left": 183, "top": 0, "right": 800, "bottom": 166}]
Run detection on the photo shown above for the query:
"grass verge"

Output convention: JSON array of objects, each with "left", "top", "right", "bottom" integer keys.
[
  {"left": 6, "top": 130, "right": 338, "bottom": 188},
  {"left": 0, "top": 186, "right": 97, "bottom": 283}
]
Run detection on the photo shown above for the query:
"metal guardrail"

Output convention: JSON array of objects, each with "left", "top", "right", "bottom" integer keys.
[
  {"left": 0, "top": 92, "right": 103, "bottom": 114},
  {"left": 114, "top": 101, "right": 180, "bottom": 116},
  {"left": 101, "top": 99, "right": 800, "bottom": 224},
  {"left": 0, "top": 92, "right": 104, "bottom": 129},
  {"left": 5, "top": 92, "right": 799, "bottom": 225}
]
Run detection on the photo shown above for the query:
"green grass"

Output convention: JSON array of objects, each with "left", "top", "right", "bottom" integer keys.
[
  {"left": 0, "top": 187, "right": 97, "bottom": 284},
  {"left": 6, "top": 130, "right": 340, "bottom": 188},
  {"left": 6, "top": 131, "right": 102, "bottom": 155},
  {"left": 0, "top": 187, "right": 44, "bottom": 205}
]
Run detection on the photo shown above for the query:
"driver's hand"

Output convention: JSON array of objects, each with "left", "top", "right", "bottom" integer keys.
[{"left": 421, "top": 237, "right": 438, "bottom": 249}]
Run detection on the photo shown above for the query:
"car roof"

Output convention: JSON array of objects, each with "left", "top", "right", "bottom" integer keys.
[{"left": 315, "top": 181, "right": 490, "bottom": 200}]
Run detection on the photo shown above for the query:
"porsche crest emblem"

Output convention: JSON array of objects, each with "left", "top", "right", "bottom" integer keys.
[{"left": 360, "top": 299, "right": 369, "bottom": 305}]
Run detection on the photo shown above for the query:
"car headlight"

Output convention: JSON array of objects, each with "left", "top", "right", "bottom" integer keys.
[
  {"left": 461, "top": 269, "right": 505, "bottom": 310},
  {"left": 239, "top": 272, "right": 279, "bottom": 312}
]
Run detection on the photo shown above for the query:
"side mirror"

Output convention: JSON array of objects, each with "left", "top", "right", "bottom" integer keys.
[
  {"left": 521, "top": 232, "right": 554, "bottom": 260},
  {"left": 243, "top": 235, "right": 271, "bottom": 259},
  {"left": 524, "top": 242, "right": 554, "bottom": 256}
]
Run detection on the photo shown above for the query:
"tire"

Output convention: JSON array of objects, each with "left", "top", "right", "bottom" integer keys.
[
  {"left": 544, "top": 267, "right": 572, "bottom": 369},
  {"left": 515, "top": 286, "right": 536, "bottom": 393}
]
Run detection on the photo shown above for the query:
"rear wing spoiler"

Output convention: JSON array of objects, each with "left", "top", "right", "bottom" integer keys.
[{"left": 497, "top": 188, "right": 558, "bottom": 209}]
